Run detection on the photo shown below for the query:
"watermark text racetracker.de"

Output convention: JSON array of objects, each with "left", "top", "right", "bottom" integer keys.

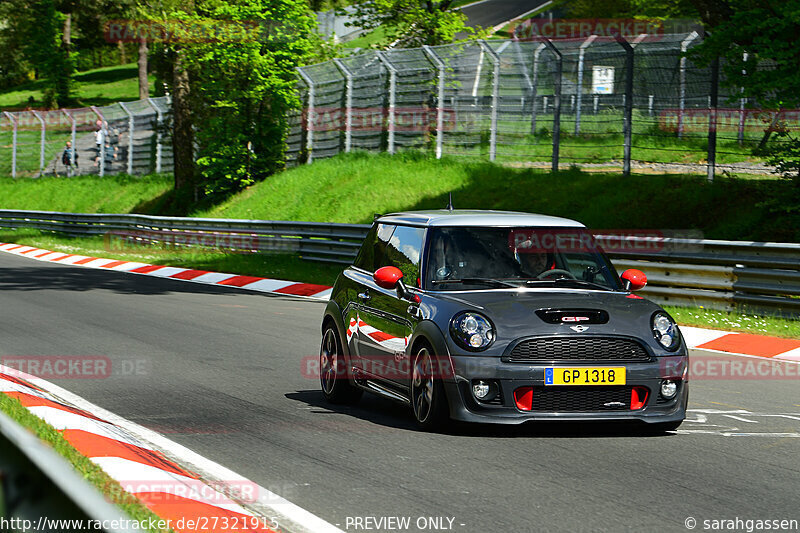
[
  {"left": 508, "top": 228, "right": 703, "bottom": 255},
  {"left": 684, "top": 516, "right": 798, "bottom": 532},
  {"left": 0, "top": 515, "right": 279, "bottom": 532},
  {"left": 104, "top": 229, "right": 267, "bottom": 255},
  {"left": 1, "top": 356, "right": 150, "bottom": 379},
  {"left": 662, "top": 354, "right": 800, "bottom": 381}
]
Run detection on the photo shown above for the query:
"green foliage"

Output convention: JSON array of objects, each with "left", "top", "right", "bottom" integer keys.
[
  {"left": 200, "top": 151, "right": 799, "bottom": 242},
  {"left": 345, "top": 0, "right": 481, "bottom": 48},
  {"left": 17, "top": 0, "right": 76, "bottom": 107},
  {"left": 0, "top": 2, "right": 32, "bottom": 90},
  {"left": 690, "top": 1, "right": 800, "bottom": 182},
  {"left": 564, "top": 0, "right": 698, "bottom": 18},
  {"left": 150, "top": 1, "right": 319, "bottom": 197}
]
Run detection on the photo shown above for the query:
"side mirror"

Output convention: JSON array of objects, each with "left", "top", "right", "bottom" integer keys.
[
  {"left": 620, "top": 269, "right": 647, "bottom": 291},
  {"left": 373, "top": 266, "right": 420, "bottom": 302},
  {"left": 374, "top": 266, "right": 403, "bottom": 290}
]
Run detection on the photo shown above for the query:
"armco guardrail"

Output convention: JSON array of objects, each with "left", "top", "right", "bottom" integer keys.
[
  {"left": 0, "top": 209, "right": 370, "bottom": 264},
  {"left": 0, "top": 209, "right": 798, "bottom": 316},
  {"left": 0, "top": 410, "right": 139, "bottom": 532}
]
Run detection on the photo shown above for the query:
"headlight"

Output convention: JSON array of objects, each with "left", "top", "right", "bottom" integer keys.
[
  {"left": 450, "top": 311, "right": 495, "bottom": 351},
  {"left": 651, "top": 312, "right": 680, "bottom": 351}
]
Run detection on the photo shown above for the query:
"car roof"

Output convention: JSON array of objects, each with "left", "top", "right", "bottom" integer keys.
[{"left": 377, "top": 210, "right": 586, "bottom": 228}]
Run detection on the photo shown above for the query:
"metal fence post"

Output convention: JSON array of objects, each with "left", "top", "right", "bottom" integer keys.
[
  {"left": 147, "top": 98, "right": 163, "bottom": 172},
  {"left": 332, "top": 58, "right": 353, "bottom": 153},
  {"left": 678, "top": 31, "right": 699, "bottom": 139},
  {"left": 479, "top": 40, "right": 501, "bottom": 161},
  {"left": 472, "top": 46, "right": 484, "bottom": 98},
  {"left": 575, "top": 35, "right": 597, "bottom": 135},
  {"left": 423, "top": 45, "right": 445, "bottom": 159},
  {"left": 738, "top": 52, "right": 748, "bottom": 145},
  {"left": 32, "top": 111, "right": 45, "bottom": 175},
  {"left": 296, "top": 69, "right": 315, "bottom": 164},
  {"left": 376, "top": 52, "right": 397, "bottom": 154},
  {"left": 119, "top": 102, "right": 134, "bottom": 175},
  {"left": 4, "top": 112, "right": 17, "bottom": 178},
  {"left": 91, "top": 106, "right": 105, "bottom": 176},
  {"left": 542, "top": 39, "right": 562, "bottom": 173},
  {"left": 531, "top": 42, "right": 546, "bottom": 135},
  {"left": 616, "top": 35, "right": 634, "bottom": 177},
  {"left": 708, "top": 56, "right": 719, "bottom": 183}
]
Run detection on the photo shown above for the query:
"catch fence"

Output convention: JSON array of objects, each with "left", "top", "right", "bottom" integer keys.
[
  {"left": 290, "top": 34, "right": 787, "bottom": 178},
  {"left": 0, "top": 96, "right": 172, "bottom": 178}
]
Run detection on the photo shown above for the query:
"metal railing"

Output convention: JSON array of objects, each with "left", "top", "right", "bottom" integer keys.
[
  {"left": 0, "top": 209, "right": 369, "bottom": 264},
  {"left": 0, "top": 209, "right": 798, "bottom": 316},
  {"left": 0, "top": 410, "right": 139, "bottom": 532}
]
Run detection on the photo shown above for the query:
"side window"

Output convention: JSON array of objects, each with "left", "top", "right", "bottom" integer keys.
[
  {"left": 353, "top": 223, "right": 393, "bottom": 272},
  {"left": 385, "top": 225, "right": 425, "bottom": 286}
]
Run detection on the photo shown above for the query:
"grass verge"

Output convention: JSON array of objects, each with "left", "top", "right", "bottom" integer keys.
[
  {"left": 0, "top": 151, "right": 797, "bottom": 241},
  {"left": 0, "top": 174, "right": 173, "bottom": 213},
  {"left": 0, "top": 393, "right": 171, "bottom": 532},
  {"left": 0, "top": 64, "right": 156, "bottom": 109},
  {"left": 200, "top": 151, "right": 799, "bottom": 243},
  {"left": 0, "top": 229, "right": 344, "bottom": 287},
  {"left": 665, "top": 306, "right": 800, "bottom": 339}
]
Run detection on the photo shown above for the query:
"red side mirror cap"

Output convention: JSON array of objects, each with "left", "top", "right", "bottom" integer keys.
[
  {"left": 621, "top": 269, "right": 647, "bottom": 291},
  {"left": 374, "top": 266, "right": 403, "bottom": 290}
]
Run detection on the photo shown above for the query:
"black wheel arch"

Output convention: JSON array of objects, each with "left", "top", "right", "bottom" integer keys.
[
  {"left": 322, "top": 299, "right": 350, "bottom": 358},
  {"left": 408, "top": 320, "right": 455, "bottom": 382}
]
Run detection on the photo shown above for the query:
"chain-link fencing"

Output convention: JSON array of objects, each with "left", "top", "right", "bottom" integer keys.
[
  {"left": 289, "top": 34, "right": 790, "bottom": 177},
  {"left": 1, "top": 96, "right": 172, "bottom": 178}
]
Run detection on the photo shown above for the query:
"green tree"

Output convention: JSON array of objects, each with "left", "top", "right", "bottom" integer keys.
[
  {"left": 149, "top": 0, "right": 319, "bottom": 196},
  {"left": 565, "top": 0, "right": 698, "bottom": 18},
  {"left": 11, "top": 0, "right": 76, "bottom": 107},
  {"left": 689, "top": 0, "right": 800, "bottom": 182},
  {"left": 347, "top": 0, "right": 480, "bottom": 48},
  {"left": 0, "top": 0, "right": 33, "bottom": 89}
]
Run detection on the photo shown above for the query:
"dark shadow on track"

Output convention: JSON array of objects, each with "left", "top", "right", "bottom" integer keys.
[
  {"left": 286, "top": 390, "right": 419, "bottom": 431},
  {"left": 0, "top": 262, "right": 317, "bottom": 300},
  {"left": 286, "top": 389, "right": 675, "bottom": 438}
]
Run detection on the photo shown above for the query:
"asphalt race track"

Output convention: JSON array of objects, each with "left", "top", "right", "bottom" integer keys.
[
  {"left": 1, "top": 252, "right": 799, "bottom": 532},
  {"left": 460, "top": 0, "right": 550, "bottom": 30}
]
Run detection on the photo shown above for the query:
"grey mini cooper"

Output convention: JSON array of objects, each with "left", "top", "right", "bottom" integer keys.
[{"left": 319, "top": 210, "right": 688, "bottom": 431}]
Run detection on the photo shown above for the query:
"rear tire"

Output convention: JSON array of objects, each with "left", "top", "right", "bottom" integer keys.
[
  {"left": 410, "top": 343, "right": 450, "bottom": 431},
  {"left": 320, "top": 324, "right": 362, "bottom": 405}
]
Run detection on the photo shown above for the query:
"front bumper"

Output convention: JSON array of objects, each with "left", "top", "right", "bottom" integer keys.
[{"left": 442, "top": 354, "right": 688, "bottom": 425}]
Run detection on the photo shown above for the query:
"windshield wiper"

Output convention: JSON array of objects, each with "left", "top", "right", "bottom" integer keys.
[
  {"left": 431, "top": 278, "right": 518, "bottom": 288},
  {"left": 524, "top": 278, "right": 612, "bottom": 291}
]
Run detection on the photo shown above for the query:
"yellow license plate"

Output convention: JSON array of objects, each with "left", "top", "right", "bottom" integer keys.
[{"left": 545, "top": 367, "right": 626, "bottom": 386}]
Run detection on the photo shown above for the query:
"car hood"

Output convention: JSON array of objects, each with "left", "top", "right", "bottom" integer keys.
[{"left": 427, "top": 288, "right": 667, "bottom": 343}]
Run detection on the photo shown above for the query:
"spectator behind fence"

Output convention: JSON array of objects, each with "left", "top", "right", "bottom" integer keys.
[
  {"left": 94, "top": 120, "right": 105, "bottom": 155},
  {"left": 95, "top": 141, "right": 118, "bottom": 171},
  {"left": 60, "top": 141, "right": 79, "bottom": 177}
]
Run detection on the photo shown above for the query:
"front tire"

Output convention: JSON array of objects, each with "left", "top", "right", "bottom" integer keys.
[
  {"left": 320, "top": 324, "right": 362, "bottom": 404},
  {"left": 410, "top": 343, "right": 449, "bottom": 431}
]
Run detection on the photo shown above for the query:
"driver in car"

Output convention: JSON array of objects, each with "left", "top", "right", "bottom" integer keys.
[{"left": 518, "top": 250, "right": 556, "bottom": 278}]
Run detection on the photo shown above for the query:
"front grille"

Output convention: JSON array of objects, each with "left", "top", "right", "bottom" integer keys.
[
  {"left": 505, "top": 337, "right": 651, "bottom": 363},
  {"left": 531, "top": 386, "right": 632, "bottom": 412}
]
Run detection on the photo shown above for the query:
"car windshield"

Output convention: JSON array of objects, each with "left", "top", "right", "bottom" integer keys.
[{"left": 424, "top": 226, "right": 621, "bottom": 291}]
